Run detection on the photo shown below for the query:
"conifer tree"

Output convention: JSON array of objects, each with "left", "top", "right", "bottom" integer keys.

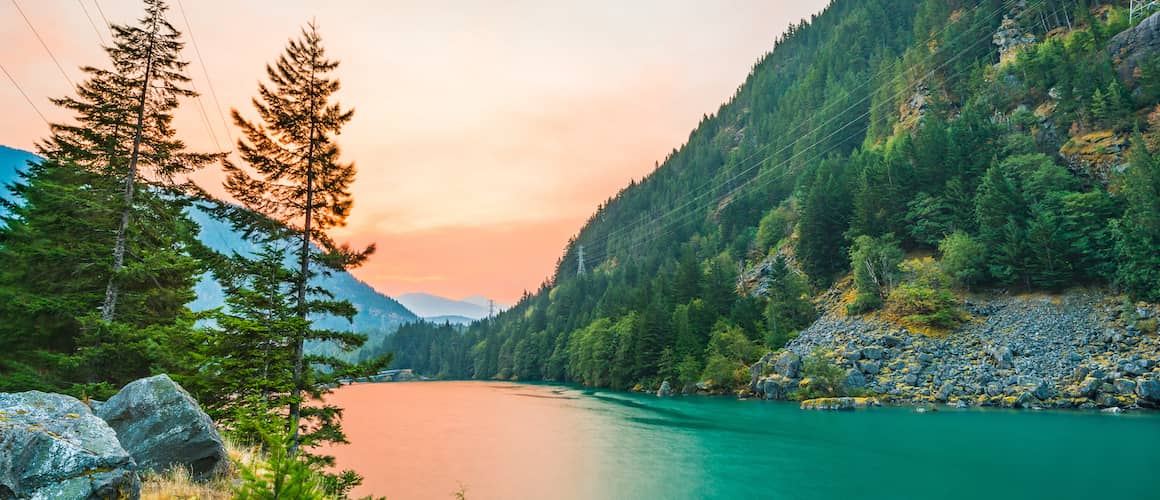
[
  {"left": 39, "top": 0, "right": 217, "bottom": 322},
  {"left": 1112, "top": 134, "right": 1160, "bottom": 301},
  {"left": 222, "top": 22, "right": 378, "bottom": 456},
  {"left": 0, "top": 0, "right": 209, "bottom": 395}
]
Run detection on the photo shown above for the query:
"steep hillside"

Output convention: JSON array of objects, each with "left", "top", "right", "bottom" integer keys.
[
  {"left": 0, "top": 148, "right": 417, "bottom": 340},
  {"left": 399, "top": 0, "right": 1160, "bottom": 401}
]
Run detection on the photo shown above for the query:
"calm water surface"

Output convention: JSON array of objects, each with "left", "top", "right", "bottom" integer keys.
[{"left": 320, "top": 381, "right": 1160, "bottom": 500}]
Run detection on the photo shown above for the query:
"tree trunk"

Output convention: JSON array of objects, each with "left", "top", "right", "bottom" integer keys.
[
  {"left": 288, "top": 49, "right": 320, "bottom": 457},
  {"left": 101, "top": 18, "right": 157, "bottom": 323}
]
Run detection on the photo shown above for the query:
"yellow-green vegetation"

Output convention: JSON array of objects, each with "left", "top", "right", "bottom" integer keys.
[
  {"left": 885, "top": 258, "right": 968, "bottom": 332},
  {"left": 139, "top": 435, "right": 353, "bottom": 500},
  {"left": 794, "top": 349, "right": 847, "bottom": 400},
  {"left": 799, "top": 397, "right": 880, "bottom": 410},
  {"left": 140, "top": 437, "right": 260, "bottom": 500}
]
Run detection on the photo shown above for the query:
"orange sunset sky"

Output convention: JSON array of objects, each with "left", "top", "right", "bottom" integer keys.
[{"left": 1, "top": 0, "right": 829, "bottom": 303}]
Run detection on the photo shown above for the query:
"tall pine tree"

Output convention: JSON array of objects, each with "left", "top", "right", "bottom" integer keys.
[
  {"left": 0, "top": 0, "right": 209, "bottom": 396},
  {"left": 222, "top": 23, "right": 378, "bottom": 457},
  {"left": 40, "top": 0, "right": 217, "bottom": 322}
]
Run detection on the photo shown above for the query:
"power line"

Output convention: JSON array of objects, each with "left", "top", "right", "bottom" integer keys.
[
  {"left": 76, "top": 0, "right": 107, "bottom": 45},
  {"left": 578, "top": 0, "right": 1043, "bottom": 269},
  {"left": 0, "top": 61, "right": 50, "bottom": 126},
  {"left": 92, "top": 0, "right": 112, "bottom": 33},
  {"left": 578, "top": 0, "right": 1024, "bottom": 258},
  {"left": 9, "top": 0, "right": 76, "bottom": 89},
  {"left": 175, "top": 0, "right": 235, "bottom": 149}
]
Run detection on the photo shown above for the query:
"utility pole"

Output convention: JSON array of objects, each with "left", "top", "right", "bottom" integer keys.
[
  {"left": 488, "top": 299, "right": 495, "bottom": 318},
  {"left": 577, "top": 244, "right": 586, "bottom": 275}
]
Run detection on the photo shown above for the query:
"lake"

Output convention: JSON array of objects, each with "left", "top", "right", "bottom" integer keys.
[{"left": 320, "top": 381, "right": 1160, "bottom": 500}]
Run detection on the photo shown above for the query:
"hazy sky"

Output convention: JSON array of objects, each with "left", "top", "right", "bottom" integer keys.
[{"left": 1, "top": 0, "right": 829, "bottom": 302}]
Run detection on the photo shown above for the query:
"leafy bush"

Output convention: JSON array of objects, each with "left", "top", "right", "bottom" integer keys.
[
  {"left": 885, "top": 258, "right": 967, "bottom": 329},
  {"left": 700, "top": 322, "right": 761, "bottom": 389},
  {"left": 848, "top": 234, "right": 904, "bottom": 313},
  {"left": 755, "top": 200, "right": 797, "bottom": 255},
  {"left": 796, "top": 349, "right": 846, "bottom": 400},
  {"left": 938, "top": 231, "right": 986, "bottom": 289}
]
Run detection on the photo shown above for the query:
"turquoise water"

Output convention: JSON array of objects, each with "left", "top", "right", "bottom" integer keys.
[
  {"left": 328, "top": 381, "right": 1160, "bottom": 500},
  {"left": 572, "top": 388, "right": 1160, "bottom": 500}
]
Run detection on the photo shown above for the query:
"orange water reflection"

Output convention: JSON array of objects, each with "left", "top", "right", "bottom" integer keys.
[{"left": 318, "top": 381, "right": 601, "bottom": 500}]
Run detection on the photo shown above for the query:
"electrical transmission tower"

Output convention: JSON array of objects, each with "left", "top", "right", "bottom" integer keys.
[
  {"left": 577, "top": 245, "right": 586, "bottom": 275},
  {"left": 1132, "top": 0, "right": 1159, "bottom": 22}
]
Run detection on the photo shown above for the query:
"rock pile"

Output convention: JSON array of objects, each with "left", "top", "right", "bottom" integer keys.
[{"left": 752, "top": 291, "right": 1160, "bottom": 410}]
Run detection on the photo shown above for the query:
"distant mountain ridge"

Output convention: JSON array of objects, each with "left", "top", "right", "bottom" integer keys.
[
  {"left": 396, "top": 292, "right": 507, "bottom": 321},
  {"left": 0, "top": 146, "right": 418, "bottom": 340}
]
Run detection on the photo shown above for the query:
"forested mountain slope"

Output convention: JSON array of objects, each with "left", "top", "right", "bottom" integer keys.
[{"left": 384, "top": 0, "right": 1160, "bottom": 394}]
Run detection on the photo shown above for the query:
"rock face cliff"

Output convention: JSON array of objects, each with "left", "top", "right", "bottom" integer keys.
[
  {"left": 752, "top": 290, "right": 1160, "bottom": 410},
  {"left": 1108, "top": 11, "right": 1160, "bottom": 87}
]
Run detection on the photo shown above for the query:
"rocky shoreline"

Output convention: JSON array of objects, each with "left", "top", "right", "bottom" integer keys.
[{"left": 748, "top": 290, "right": 1160, "bottom": 411}]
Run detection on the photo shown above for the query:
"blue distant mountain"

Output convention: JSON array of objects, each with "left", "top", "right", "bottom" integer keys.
[
  {"left": 0, "top": 146, "right": 39, "bottom": 202},
  {"left": 0, "top": 145, "right": 418, "bottom": 345}
]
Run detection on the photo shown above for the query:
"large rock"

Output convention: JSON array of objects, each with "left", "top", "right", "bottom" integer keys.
[
  {"left": 858, "top": 360, "right": 881, "bottom": 375},
  {"left": 844, "top": 369, "right": 867, "bottom": 390},
  {"left": 773, "top": 352, "right": 801, "bottom": 379},
  {"left": 799, "top": 397, "right": 881, "bottom": 411},
  {"left": 748, "top": 352, "right": 775, "bottom": 391},
  {"left": 95, "top": 374, "right": 227, "bottom": 480},
  {"left": 1108, "top": 11, "right": 1160, "bottom": 86},
  {"left": 656, "top": 380, "right": 673, "bottom": 397},
  {"left": 757, "top": 375, "right": 794, "bottom": 401},
  {"left": 860, "top": 346, "right": 885, "bottom": 360},
  {"left": 1031, "top": 380, "right": 1056, "bottom": 401},
  {"left": 1136, "top": 378, "right": 1160, "bottom": 407},
  {"left": 988, "top": 345, "right": 1014, "bottom": 369},
  {"left": 0, "top": 391, "right": 139, "bottom": 499}
]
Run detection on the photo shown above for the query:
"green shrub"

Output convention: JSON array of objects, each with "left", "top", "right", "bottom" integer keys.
[
  {"left": 848, "top": 234, "right": 904, "bottom": 313},
  {"left": 886, "top": 258, "right": 967, "bottom": 329},
  {"left": 938, "top": 231, "right": 986, "bottom": 289},
  {"left": 796, "top": 349, "right": 846, "bottom": 399},
  {"left": 847, "top": 292, "right": 883, "bottom": 315},
  {"left": 235, "top": 436, "right": 329, "bottom": 500}
]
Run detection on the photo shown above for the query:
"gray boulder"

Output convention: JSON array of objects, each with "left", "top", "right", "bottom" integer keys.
[
  {"left": 988, "top": 345, "right": 1014, "bottom": 369},
  {"left": 937, "top": 381, "right": 955, "bottom": 402},
  {"left": 757, "top": 375, "right": 794, "bottom": 401},
  {"left": 95, "top": 374, "right": 227, "bottom": 481},
  {"left": 656, "top": 380, "right": 673, "bottom": 397},
  {"left": 773, "top": 352, "right": 801, "bottom": 379},
  {"left": 858, "top": 360, "right": 881, "bottom": 375},
  {"left": 1136, "top": 378, "right": 1160, "bottom": 407},
  {"left": 844, "top": 369, "right": 867, "bottom": 390},
  {"left": 0, "top": 391, "right": 139, "bottom": 499},
  {"left": 1032, "top": 380, "right": 1055, "bottom": 401},
  {"left": 860, "top": 346, "right": 885, "bottom": 360}
]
